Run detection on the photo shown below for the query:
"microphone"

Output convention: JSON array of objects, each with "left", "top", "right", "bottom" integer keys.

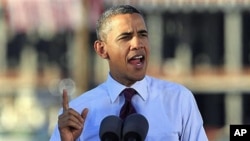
[
  {"left": 122, "top": 113, "right": 149, "bottom": 141},
  {"left": 99, "top": 115, "right": 123, "bottom": 141}
]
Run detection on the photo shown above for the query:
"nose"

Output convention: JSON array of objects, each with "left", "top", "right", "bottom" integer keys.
[{"left": 130, "top": 37, "right": 142, "bottom": 50}]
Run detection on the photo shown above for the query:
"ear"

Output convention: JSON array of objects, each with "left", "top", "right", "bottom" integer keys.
[{"left": 94, "top": 40, "right": 109, "bottom": 59}]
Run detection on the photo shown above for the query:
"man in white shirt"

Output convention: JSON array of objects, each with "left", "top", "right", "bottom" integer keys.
[{"left": 50, "top": 5, "right": 208, "bottom": 141}]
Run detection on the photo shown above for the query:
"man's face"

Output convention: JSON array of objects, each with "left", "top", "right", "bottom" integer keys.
[{"left": 104, "top": 13, "right": 150, "bottom": 86}]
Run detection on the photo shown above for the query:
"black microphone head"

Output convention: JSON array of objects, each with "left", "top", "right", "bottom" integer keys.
[
  {"left": 99, "top": 115, "right": 123, "bottom": 141},
  {"left": 122, "top": 113, "right": 149, "bottom": 141}
]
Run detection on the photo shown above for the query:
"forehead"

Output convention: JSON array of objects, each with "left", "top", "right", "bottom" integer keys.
[{"left": 108, "top": 13, "right": 147, "bottom": 32}]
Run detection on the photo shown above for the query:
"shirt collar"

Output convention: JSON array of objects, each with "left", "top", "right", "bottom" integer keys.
[{"left": 105, "top": 73, "right": 148, "bottom": 103}]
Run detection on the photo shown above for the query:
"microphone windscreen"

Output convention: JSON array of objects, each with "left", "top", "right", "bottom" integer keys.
[
  {"left": 99, "top": 115, "right": 123, "bottom": 141},
  {"left": 122, "top": 113, "right": 149, "bottom": 141}
]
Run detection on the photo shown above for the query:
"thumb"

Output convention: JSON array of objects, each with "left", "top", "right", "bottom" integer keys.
[{"left": 81, "top": 108, "right": 89, "bottom": 120}]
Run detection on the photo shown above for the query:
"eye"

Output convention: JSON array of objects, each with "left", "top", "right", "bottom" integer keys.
[
  {"left": 140, "top": 33, "right": 148, "bottom": 37},
  {"left": 120, "top": 35, "right": 132, "bottom": 40},
  {"left": 138, "top": 30, "right": 148, "bottom": 38}
]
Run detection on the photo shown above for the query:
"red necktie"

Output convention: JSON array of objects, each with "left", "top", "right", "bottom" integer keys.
[{"left": 119, "top": 88, "right": 137, "bottom": 120}]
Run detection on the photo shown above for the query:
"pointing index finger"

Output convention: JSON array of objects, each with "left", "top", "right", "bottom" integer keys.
[{"left": 62, "top": 89, "right": 69, "bottom": 112}]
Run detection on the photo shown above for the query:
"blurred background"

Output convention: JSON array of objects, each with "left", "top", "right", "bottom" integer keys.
[{"left": 0, "top": 0, "right": 249, "bottom": 141}]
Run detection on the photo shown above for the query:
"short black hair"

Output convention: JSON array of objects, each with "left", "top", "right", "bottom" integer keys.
[{"left": 96, "top": 5, "right": 142, "bottom": 40}]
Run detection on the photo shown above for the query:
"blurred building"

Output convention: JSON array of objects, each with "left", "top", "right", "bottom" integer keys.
[{"left": 0, "top": 0, "right": 249, "bottom": 141}]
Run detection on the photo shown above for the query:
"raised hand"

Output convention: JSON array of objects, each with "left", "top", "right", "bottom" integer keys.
[{"left": 58, "top": 89, "right": 88, "bottom": 141}]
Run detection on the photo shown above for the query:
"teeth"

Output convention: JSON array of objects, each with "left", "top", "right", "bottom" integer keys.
[{"left": 134, "top": 55, "right": 143, "bottom": 59}]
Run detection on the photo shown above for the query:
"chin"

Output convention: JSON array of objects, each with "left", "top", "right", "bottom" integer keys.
[{"left": 133, "top": 74, "right": 146, "bottom": 81}]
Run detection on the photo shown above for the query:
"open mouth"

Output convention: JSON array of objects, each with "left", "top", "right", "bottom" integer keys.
[{"left": 128, "top": 55, "right": 145, "bottom": 67}]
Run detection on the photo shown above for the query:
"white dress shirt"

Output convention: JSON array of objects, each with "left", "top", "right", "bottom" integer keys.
[{"left": 50, "top": 74, "right": 208, "bottom": 141}]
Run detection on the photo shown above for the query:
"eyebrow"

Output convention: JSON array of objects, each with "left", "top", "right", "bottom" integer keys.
[
  {"left": 138, "top": 29, "right": 148, "bottom": 35},
  {"left": 117, "top": 29, "right": 148, "bottom": 38}
]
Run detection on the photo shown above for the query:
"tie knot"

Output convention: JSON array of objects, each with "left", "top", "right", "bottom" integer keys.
[{"left": 121, "top": 88, "right": 137, "bottom": 101}]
